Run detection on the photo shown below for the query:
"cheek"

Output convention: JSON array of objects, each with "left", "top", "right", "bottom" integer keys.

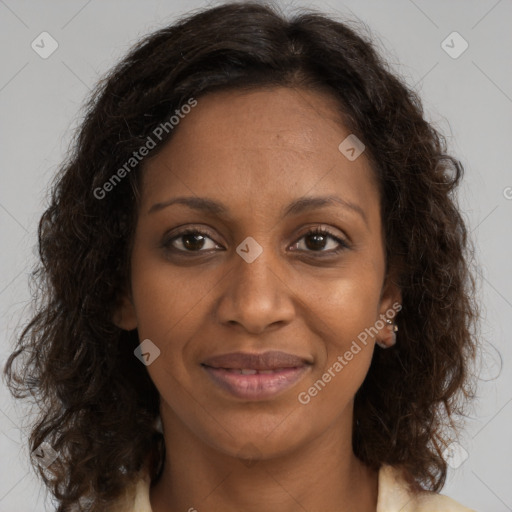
[
  {"left": 296, "top": 281, "right": 377, "bottom": 417},
  {"left": 127, "top": 249, "right": 202, "bottom": 399},
  {"left": 294, "top": 269, "right": 381, "bottom": 396},
  {"left": 129, "top": 244, "right": 210, "bottom": 342},
  {"left": 297, "top": 267, "right": 382, "bottom": 344}
]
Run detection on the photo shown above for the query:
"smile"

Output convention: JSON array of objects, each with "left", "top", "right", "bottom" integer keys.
[
  {"left": 202, "top": 366, "right": 310, "bottom": 400},
  {"left": 201, "top": 351, "right": 312, "bottom": 400}
]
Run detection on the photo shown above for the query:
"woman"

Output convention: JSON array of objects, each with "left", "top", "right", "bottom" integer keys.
[{"left": 4, "top": 2, "right": 479, "bottom": 511}]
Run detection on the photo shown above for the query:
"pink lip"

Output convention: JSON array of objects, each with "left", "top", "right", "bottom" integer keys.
[
  {"left": 201, "top": 351, "right": 312, "bottom": 400},
  {"left": 202, "top": 366, "right": 310, "bottom": 400},
  {"left": 202, "top": 350, "right": 312, "bottom": 370}
]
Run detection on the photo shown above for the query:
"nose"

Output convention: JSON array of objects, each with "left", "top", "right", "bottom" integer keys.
[{"left": 215, "top": 242, "right": 295, "bottom": 334}]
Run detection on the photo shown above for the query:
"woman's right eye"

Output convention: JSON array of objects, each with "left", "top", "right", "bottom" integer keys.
[{"left": 163, "top": 229, "right": 222, "bottom": 253}]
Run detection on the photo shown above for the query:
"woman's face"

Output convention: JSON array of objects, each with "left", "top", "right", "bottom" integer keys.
[{"left": 118, "top": 86, "right": 400, "bottom": 461}]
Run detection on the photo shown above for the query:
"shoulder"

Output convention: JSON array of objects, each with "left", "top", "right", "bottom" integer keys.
[{"left": 377, "top": 464, "right": 476, "bottom": 512}]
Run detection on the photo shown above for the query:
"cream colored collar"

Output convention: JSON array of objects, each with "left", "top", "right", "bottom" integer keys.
[{"left": 113, "top": 463, "right": 475, "bottom": 511}]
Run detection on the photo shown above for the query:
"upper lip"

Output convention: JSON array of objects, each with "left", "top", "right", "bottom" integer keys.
[{"left": 202, "top": 350, "right": 312, "bottom": 370}]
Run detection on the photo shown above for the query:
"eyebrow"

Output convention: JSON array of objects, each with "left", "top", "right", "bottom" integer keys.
[{"left": 148, "top": 194, "right": 368, "bottom": 225}]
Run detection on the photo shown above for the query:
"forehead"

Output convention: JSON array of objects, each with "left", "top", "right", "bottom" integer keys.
[{"left": 140, "top": 87, "right": 380, "bottom": 222}]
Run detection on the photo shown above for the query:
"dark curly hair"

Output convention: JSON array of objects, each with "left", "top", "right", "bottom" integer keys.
[{"left": 3, "top": 1, "right": 479, "bottom": 510}]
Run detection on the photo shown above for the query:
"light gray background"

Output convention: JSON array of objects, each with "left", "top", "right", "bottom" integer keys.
[{"left": 1, "top": 0, "right": 511, "bottom": 510}]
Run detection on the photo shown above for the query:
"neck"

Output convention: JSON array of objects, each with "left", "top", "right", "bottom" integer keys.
[{"left": 149, "top": 410, "right": 378, "bottom": 512}]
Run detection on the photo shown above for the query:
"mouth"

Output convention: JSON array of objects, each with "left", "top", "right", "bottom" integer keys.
[{"left": 201, "top": 351, "right": 312, "bottom": 400}]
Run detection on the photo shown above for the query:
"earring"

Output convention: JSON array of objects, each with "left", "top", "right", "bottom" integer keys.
[{"left": 376, "top": 319, "right": 398, "bottom": 349}]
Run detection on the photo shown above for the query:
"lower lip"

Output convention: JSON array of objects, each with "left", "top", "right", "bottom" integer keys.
[{"left": 202, "top": 365, "right": 310, "bottom": 400}]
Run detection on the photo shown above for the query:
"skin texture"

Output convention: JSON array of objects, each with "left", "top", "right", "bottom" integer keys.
[{"left": 116, "top": 87, "right": 401, "bottom": 512}]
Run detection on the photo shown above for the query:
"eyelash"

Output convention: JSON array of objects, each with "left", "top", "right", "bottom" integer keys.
[{"left": 162, "top": 226, "right": 350, "bottom": 256}]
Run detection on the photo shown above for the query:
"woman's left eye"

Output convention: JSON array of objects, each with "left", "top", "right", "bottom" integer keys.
[
  {"left": 163, "top": 227, "right": 349, "bottom": 255},
  {"left": 290, "top": 228, "right": 349, "bottom": 254}
]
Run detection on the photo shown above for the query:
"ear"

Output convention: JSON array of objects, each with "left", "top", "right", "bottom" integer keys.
[
  {"left": 112, "top": 292, "right": 138, "bottom": 331},
  {"left": 375, "top": 273, "right": 402, "bottom": 348}
]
